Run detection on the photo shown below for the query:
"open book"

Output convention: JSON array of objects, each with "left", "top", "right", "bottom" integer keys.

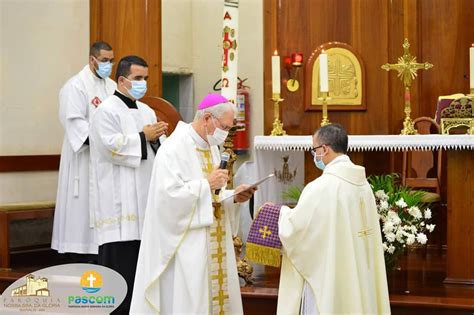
[{"left": 219, "top": 173, "right": 275, "bottom": 202}]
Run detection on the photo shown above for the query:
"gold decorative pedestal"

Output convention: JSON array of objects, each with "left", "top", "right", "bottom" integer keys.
[
  {"left": 270, "top": 93, "right": 286, "bottom": 136},
  {"left": 318, "top": 92, "right": 331, "bottom": 126},
  {"left": 400, "top": 86, "right": 418, "bottom": 135},
  {"left": 233, "top": 235, "right": 253, "bottom": 284},
  {"left": 223, "top": 125, "right": 254, "bottom": 284},
  {"left": 382, "top": 38, "right": 433, "bottom": 135}
]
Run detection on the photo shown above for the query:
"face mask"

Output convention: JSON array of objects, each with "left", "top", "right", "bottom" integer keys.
[
  {"left": 313, "top": 153, "right": 326, "bottom": 170},
  {"left": 125, "top": 79, "right": 147, "bottom": 100},
  {"left": 95, "top": 59, "right": 112, "bottom": 79},
  {"left": 206, "top": 117, "right": 229, "bottom": 146}
]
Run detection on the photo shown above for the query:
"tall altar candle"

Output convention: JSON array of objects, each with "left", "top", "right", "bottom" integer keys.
[
  {"left": 272, "top": 50, "right": 281, "bottom": 94},
  {"left": 319, "top": 51, "right": 329, "bottom": 92},
  {"left": 470, "top": 45, "right": 474, "bottom": 90}
]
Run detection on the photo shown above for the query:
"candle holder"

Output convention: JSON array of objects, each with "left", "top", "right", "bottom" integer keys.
[
  {"left": 318, "top": 92, "right": 331, "bottom": 126},
  {"left": 270, "top": 93, "right": 287, "bottom": 136},
  {"left": 286, "top": 53, "right": 303, "bottom": 92}
]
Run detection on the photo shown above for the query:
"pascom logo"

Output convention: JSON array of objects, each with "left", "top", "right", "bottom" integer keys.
[{"left": 80, "top": 270, "right": 102, "bottom": 294}]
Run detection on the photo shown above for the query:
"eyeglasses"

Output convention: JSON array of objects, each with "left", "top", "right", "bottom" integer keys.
[
  {"left": 310, "top": 144, "right": 327, "bottom": 156},
  {"left": 212, "top": 115, "right": 233, "bottom": 131}
]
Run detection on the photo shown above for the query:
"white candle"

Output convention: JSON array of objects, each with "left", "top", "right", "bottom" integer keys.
[
  {"left": 319, "top": 51, "right": 329, "bottom": 92},
  {"left": 272, "top": 50, "right": 281, "bottom": 94},
  {"left": 470, "top": 45, "right": 474, "bottom": 89}
]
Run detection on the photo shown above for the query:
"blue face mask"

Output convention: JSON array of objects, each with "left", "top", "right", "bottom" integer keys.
[
  {"left": 126, "top": 79, "right": 147, "bottom": 100},
  {"left": 313, "top": 153, "right": 326, "bottom": 170},
  {"left": 95, "top": 61, "right": 112, "bottom": 79}
]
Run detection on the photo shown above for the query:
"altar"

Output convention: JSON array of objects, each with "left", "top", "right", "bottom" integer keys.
[{"left": 252, "top": 134, "right": 474, "bottom": 285}]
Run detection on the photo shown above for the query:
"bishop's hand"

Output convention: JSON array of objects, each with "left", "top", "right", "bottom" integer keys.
[
  {"left": 207, "top": 169, "right": 229, "bottom": 191},
  {"left": 234, "top": 184, "right": 258, "bottom": 203}
]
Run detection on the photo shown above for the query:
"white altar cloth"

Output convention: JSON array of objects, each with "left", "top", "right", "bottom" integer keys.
[{"left": 254, "top": 134, "right": 474, "bottom": 152}]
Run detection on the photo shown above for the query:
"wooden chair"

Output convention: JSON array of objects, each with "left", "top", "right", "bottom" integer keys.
[
  {"left": 141, "top": 96, "right": 182, "bottom": 134},
  {"left": 402, "top": 117, "right": 442, "bottom": 201},
  {"left": 0, "top": 201, "right": 55, "bottom": 270},
  {"left": 402, "top": 117, "right": 445, "bottom": 252}
]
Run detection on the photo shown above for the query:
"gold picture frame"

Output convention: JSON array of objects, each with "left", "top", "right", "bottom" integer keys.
[{"left": 305, "top": 42, "right": 366, "bottom": 111}]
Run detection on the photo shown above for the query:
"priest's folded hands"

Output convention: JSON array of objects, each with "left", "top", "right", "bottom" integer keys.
[{"left": 143, "top": 121, "right": 168, "bottom": 142}]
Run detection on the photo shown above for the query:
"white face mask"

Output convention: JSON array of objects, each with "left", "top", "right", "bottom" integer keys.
[{"left": 206, "top": 117, "right": 229, "bottom": 146}]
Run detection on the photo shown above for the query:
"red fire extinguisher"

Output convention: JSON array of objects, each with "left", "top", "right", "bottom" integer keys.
[{"left": 234, "top": 78, "right": 250, "bottom": 155}]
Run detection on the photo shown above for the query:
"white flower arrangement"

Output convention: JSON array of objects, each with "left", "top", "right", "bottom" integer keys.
[{"left": 369, "top": 174, "right": 436, "bottom": 271}]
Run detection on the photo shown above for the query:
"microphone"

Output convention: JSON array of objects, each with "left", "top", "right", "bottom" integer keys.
[{"left": 215, "top": 152, "right": 230, "bottom": 195}]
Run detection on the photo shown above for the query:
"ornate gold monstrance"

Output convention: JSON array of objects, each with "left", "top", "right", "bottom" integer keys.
[{"left": 382, "top": 38, "right": 433, "bottom": 135}]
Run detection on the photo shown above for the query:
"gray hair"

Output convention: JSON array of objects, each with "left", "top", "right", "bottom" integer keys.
[{"left": 194, "top": 102, "right": 237, "bottom": 121}]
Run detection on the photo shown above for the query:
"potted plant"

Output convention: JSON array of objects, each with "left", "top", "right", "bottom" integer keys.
[{"left": 368, "top": 174, "right": 435, "bottom": 271}]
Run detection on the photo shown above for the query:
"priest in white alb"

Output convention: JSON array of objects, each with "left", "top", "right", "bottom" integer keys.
[
  {"left": 90, "top": 55, "right": 168, "bottom": 314},
  {"left": 277, "top": 124, "right": 390, "bottom": 315},
  {"left": 52, "top": 41, "right": 116, "bottom": 260},
  {"left": 131, "top": 94, "right": 256, "bottom": 315}
]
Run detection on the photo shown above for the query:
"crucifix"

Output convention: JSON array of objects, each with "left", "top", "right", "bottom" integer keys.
[{"left": 382, "top": 38, "right": 433, "bottom": 135}]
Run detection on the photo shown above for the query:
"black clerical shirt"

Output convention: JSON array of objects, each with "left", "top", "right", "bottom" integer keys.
[{"left": 114, "top": 90, "right": 148, "bottom": 160}]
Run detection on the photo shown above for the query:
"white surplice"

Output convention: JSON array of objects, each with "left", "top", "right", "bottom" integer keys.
[
  {"left": 52, "top": 65, "right": 116, "bottom": 254},
  {"left": 89, "top": 94, "right": 157, "bottom": 245},
  {"left": 278, "top": 155, "right": 391, "bottom": 315},
  {"left": 130, "top": 121, "right": 243, "bottom": 315}
]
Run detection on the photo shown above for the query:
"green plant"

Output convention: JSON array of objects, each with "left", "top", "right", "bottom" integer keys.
[
  {"left": 281, "top": 185, "right": 303, "bottom": 203},
  {"left": 368, "top": 173, "right": 435, "bottom": 271}
]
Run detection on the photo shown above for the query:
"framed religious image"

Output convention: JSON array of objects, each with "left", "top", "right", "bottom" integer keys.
[{"left": 305, "top": 42, "right": 366, "bottom": 111}]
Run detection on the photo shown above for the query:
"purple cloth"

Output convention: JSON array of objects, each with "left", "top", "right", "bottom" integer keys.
[
  {"left": 435, "top": 99, "right": 453, "bottom": 124},
  {"left": 198, "top": 93, "right": 229, "bottom": 110},
  {"left": 246, "top": 204, "right": 282, "bottom": 249}
]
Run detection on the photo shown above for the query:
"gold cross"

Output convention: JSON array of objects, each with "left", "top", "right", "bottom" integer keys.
[
  {"left": 212, "top": 246, "right": 227, "bottom": 265},
  {"left": 381, "top": 38, "right": 433, "bottom": 135},
  {"left": 259, "top": 226, "right": 272, "bottom": 239},
  {"left": 358, "top": 199, "right": 373, "bottom": 268},
  {"left": 358, "top": 228, "right": 372, "bottom": 238},
  {"left": 212, "top": 287, "right": 229, "bottom": 315},
  {"left": 212, "top": 268, "right": 226, "bottom": 285},
  {"left": 381, "top": 38, "right": 433, "bottom": 88},
  {"left": 211, "top": 225, "right": 225, "bottom": 242}
]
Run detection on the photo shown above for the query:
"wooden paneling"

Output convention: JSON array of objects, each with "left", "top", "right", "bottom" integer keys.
[
  {"left": 90, "top": 0, "right": 162, "bottom": 97},
  {"left": 0, "top": 155, "right": 60, "bottom": 172},
  {"left": 264, "top": 0, "right": 474, "bottom": 135},
  {"left": 264, "top": 0, "right": 474, "bottom": 177},
  {"left": 445, "top": 150, "right": 474, "bottom": 285},
  {"left": 418, "top": 0, "right": 474, "bottom": 117}
]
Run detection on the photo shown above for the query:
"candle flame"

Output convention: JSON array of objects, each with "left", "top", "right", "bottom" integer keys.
[
  {"left": 322, "top": 49, "right": 326, "bottom": 53},
  {"left": 274, "top": 50, "right": 278, "bottom": 56}
]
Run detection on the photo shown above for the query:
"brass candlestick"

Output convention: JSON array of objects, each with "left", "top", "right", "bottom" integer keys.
[
  {"left": 318, "top": 92, "right": 331, "bottom": 126},
  {"left": 382, "top": 38, "right": 433, "bottom": 135},
  {"left": 270, "top": 93, "right": 287, "bottom": 136}
]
